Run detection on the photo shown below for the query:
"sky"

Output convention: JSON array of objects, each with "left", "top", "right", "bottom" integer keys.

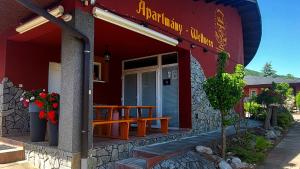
[{"left": 246, "top": 0, "right": 300, "bottom": 77}]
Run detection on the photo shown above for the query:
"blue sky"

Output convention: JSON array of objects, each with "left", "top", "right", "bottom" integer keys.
[{"left": 246, "top": 0, "right": 300, "bottom": 77}]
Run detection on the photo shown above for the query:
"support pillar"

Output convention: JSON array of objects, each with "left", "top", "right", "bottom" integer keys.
[{"left": 59, "top": 8, "right": 94, "bottom": 156}]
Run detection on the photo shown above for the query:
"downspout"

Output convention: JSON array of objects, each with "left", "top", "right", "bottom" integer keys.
[{"left": 15, "top": 0, "right": 91, "bottom": 159}]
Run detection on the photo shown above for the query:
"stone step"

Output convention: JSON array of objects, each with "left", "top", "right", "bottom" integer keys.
[
  {"left": 0, "top": 137, "right": 24, "bottom": 147},
  {"left": 115, "top": 158, "right": 147, "bottom": 169},
  {"left": 0, "top": 143, "right": 25, "bottom": 164}
]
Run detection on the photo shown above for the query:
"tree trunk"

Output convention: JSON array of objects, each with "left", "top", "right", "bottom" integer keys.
[
  {"left": 264, "top": 107, "right": 272, "bottom": 130},
  {"left": 221, "top": 114, "right": 226, "bottom": 158},
  {"left": 221, "top": 123, "right": 226, "bottom": 158},
  {"left": 271, "top": 106, "right": 278, "bottom": 127}
]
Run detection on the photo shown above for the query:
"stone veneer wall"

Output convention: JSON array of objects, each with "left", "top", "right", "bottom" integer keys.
[
  {"left": 89, "top": 131, "right": 193, "bottom": 169},
  {"left": 0, "top": 77, "right": 29, "bottom": 136},
  {"left": 24, "top": 143, "right": 81, "bottom": 169},
  {"left": 190, "top": 56, "right": 221, "bottom": 134}
]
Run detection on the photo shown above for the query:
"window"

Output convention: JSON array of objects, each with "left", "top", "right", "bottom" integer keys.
[
  {"left": 93, "top": 62, "right": 102, "bottom": 82},
  {"left": 162, "top": 53, "right": 178, "bottom": 65},
  {"left": 124, "top": 57, "right": 158, "bottom": 70},
  {"left": 250, "top": 89, "right": 257, "bottom": 97}
]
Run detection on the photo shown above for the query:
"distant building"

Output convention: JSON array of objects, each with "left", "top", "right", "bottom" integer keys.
[{"left": 244, "top": 75, "right": 300, "bottom": 98}]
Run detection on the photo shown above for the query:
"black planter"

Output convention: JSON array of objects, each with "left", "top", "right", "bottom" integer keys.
[
  {"left": 47, "top": 121, "right": 58, "bottom": 146},
  {"left": 29, "top": 103, "right": 47, "bottom": 142}
]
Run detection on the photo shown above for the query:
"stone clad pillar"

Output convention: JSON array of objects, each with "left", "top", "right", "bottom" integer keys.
[{"left": 59, "top": 9, "right": 94, "bottom": 155}]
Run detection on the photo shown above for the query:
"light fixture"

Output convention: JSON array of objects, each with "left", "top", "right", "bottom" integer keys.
[
  {"left": 190, "top": 43, "right": 196, "bottom": 49},
  {"left": 92, "top": 7, "right": 179, "bottom": 46},
  {"left": 103, "top": 49, "right": 111, "bottom": 62},
  {"left": 16, "top": 5, "right": 65, "bottom": 34}
]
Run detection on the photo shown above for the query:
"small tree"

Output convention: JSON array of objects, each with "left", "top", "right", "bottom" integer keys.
[
  {"left": 296, "top": 92, "right": 300, "bottom": 110},
  {"left": 203, "top": 52, "right": 245, "bottom": 158},
  {"left": 256, "top": 83, "right": 280, "bottom": 129},
  {"left": 286, "top": 74, "right": 295, "bottom": 79},
  {"left": 262, "top": 62, "right": 276, "bottom": 77}
]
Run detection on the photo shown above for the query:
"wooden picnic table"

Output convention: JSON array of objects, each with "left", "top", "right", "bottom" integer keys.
[
  {"left": 93, "top": 105, "right": 157, "bottom": 139},
  {"left": 93, "top": 105, "right": 155, "bottom": 119}
]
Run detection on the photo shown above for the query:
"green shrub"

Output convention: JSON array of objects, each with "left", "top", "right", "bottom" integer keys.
[
  {"left": 228, "top": 145, "right": 266, "bottom": 163},
  {"left": 255, "top": 136, "right": 273, "bottom": 152},
  {"left": 228, "top": 133, "right": 273, "bottom": 164},
  {"left": 277, "top": 111, "right": 294, "bottom": 129}
]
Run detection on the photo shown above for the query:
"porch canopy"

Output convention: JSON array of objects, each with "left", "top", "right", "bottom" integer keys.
[{"left": 0, "top": 0, "right": 262, "bottom": 66}]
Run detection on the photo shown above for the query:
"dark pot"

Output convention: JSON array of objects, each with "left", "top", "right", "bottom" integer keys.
[
  {"left": 47, "top": 121, "right": 58, "bottom": 146},
  {"left": 29, "top": 103, "right": 46, "bottom": 142}
]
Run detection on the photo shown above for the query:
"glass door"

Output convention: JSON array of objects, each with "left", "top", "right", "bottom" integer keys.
[
  {"left": 124, "top": 74, "right": 138, "bottom": 117},
  {"left": 162, "top": 66, "right": 179, "bottom": 128},
  {"left": 141, "top": 71, "right": 158, "bottom": 125},
  {"left": 123, "top": 70, "right": 159, "bottom": 127}
]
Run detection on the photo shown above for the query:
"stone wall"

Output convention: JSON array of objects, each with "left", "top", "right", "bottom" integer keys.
[
  {"left": 0, "top": 77, "right": 29, "bottom": 136},
  {"left": 89, "top": 131, "right": 193, "bottom": 169},
  {"left": 24, "top": 142, "right": 81, "bottom": 169},
  {"left": 190, "top": 56, "right": 221, "bottom": 134}
]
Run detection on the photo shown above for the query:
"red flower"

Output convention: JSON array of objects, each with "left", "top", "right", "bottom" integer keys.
[
  {"left": 52, "top": 103, "right": 59, "bottom": 109},
  {"left": 51, "top": 93, "right": 58, "bottom": 97},
  {"left": 47, "top": 110, "right": 57, "bottom": 124},
  {"left": 50, "top": 97, "right": 56, "bottom": 102},
  {"left": 39, "top": 111, "right": 46, "bottom": 119},
  {"left": 39, "top": 92, "right": 47, "bottom": 99},
  {"left": 34, "top": 100, "right": 44, "bottom": 108}
]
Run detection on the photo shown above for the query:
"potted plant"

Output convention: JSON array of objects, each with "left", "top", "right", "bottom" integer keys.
[
  {"left": 37, "top": 92, "right": 60, "bottom": 146},
  {"left": 21, "top": 89, "right": 47, "bottom": 142}
]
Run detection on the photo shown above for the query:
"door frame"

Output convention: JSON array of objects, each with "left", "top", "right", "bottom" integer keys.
[{"left": 121, "top": 52, "right": 179, "bottom": 129}]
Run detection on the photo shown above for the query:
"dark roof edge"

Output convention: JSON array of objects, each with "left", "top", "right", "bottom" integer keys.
[{"left": 241, "top": 1, "right": 262, "bottom": 66}]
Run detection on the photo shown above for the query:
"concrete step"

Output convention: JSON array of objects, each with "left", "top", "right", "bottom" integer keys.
[
  {"left": 0, "top": 137, "right": 24, "bottom": 147},
  {"left": 0, "top": 160, "right": 36, "bottom": 169},
  {"left": 0, "top": 137, "right": 25, "bottom": 164},
  {"left": 0, "top": 143, "right": 25, "bottom": 164}
]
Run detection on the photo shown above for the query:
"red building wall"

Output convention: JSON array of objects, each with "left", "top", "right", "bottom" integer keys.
[
  {"left": 5, "top": 41, "right": 60, "bottom": 90},
  {"left": 93, "top": 0, "right": 244, "bottom": 75},
  {"left": 0, "top": 38, "right": 6, "bottom": 80}
]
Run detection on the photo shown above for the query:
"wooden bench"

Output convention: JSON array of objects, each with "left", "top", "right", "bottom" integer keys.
[
  {"left": 93, "top": 119, "right": 135, "bottom": 140},
  {"left": 137, "top": 117, "right": 170, "bottom": 137}
]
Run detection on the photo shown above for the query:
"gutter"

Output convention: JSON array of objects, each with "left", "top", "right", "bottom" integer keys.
[{"left": 15, "top": 0, "right": 91, "bottom": 159}]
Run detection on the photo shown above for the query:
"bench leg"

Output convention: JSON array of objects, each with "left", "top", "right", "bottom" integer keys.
[
  {"left": 137, "top": 120, "right": 147, "bottom": 137},
  {"left": 119, "top": 122, "right": 130, "bottom": 140},
  {"left": 160, "top": 119, "right": 168, "bottom": 134}
]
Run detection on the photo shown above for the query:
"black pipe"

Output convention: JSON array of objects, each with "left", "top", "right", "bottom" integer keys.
[{"left": 15, "top": 0, "right": 91, "bottom": 158}]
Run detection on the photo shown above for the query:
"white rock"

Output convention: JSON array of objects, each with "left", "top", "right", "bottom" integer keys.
[
  {"left": 274, "top": 130, "right": 281, "bottom": 137},
  {"left": 265, "top": 130, "right": 277, "bottom": 140},
  {"left": 230, "top": 157, "right": 245, "bottom": 169},
  {"left": 219, "top": 160, "right": 233, "bottom": 169},
  {"left": 195, "top": 145, "right": 213, "bottom": 155}
]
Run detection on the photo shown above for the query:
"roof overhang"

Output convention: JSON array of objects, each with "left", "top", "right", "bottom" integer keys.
[
  {"left": 0, "top": 0, "right": 61, "bottom": 34},
  {"left": 204, "top": 0, "right": 262, "bottom": 66}
]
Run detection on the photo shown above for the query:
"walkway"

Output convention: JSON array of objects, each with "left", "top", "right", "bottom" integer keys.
[
  {"left": 0, "top": 161, "right": 36, "bottom": 169},
  {"left": 258, "top": 114, "right": 300, "bottom": 169},
  {"left": 116, "top": 120, "right": 261, "bottom": 169}
]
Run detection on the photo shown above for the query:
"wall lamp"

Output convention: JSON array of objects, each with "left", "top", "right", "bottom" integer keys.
[
  {"left": 103, "top": 49, "right": 111, "bottom": 62},
  {"left": 92, "top": 7, "right": 179, "bottom": 46},
  {"left": 16, "top": 5, "right": 71, "bottom": 34}
]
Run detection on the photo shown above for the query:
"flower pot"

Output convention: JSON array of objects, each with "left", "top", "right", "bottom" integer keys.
[
  {"left": 47, "top": 121, "right": 58, "bottom": 146},
  {"left": 29, "top": 103, "right": 47, "bottom": 142}
]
